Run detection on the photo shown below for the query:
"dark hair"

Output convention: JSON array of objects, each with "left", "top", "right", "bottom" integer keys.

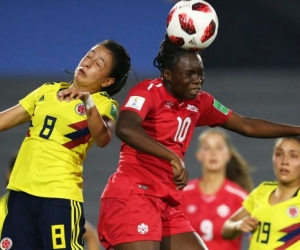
[
  {"left": 98, "top": 40, "right": 131, "bottom": 96},
  {"left": 198, "top": 128, "right": 254, "bottom": 192},
  {"left": 153, "top": 34, "right": 205, "bottom": 73}
]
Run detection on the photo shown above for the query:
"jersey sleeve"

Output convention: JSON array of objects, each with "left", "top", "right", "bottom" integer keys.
[
  {"left": 94, "top": 92, "right": 119, "bottom": 123},
  {"left": 242, "top": 184, "right": 261, "bottom": 214},
  {"left": 97, "top": 100, "right": 118, "bottom": 123},
  {"left": 196, "top": 92, "right": 232, "bottom": 127},
  {"left": 121, "top": 84, "right": 155, "bottom": 120},
  {"left": 19, "top": 84, "right": 47, "bottom": 116}
]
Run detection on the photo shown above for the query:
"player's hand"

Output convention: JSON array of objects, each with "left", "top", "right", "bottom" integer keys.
[
  {"left": 170, "top": 156, "right": 188, "bottom": 190},
  {"left": 57, "top": 88, "right": 90, "bottom": 102},
  {"left": 236, "top": 216, "right": 259, "bottom": 233}
]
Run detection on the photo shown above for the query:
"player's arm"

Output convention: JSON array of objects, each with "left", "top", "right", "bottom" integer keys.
[
  {"left": 58, "top": 90, "right": 114, "bottom": 148},
  {"left": 85, "top": 105, "right": 114, "bottom": 148},
  {"left": 116, "top": 110, "right": 188, "bottom": 189},
  {"left": 0, "top": 104, "right": 31, "bottom": 131},
  {"left": 83, "top": 221, "right": 101, "bottom": 250},
  {"left": 221, "top": 112, "right": 300, "bottom": 138},
  {"left": 222, "top": 207, "right": 259, "bottom": 239}
]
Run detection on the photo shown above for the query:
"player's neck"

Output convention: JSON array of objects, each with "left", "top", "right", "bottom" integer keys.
[
  {"left": 199, "top": 173, "right": 225, "bottom": 195},
  {"left": 270, "top": 184, "right": 300, "bottom": 205}
]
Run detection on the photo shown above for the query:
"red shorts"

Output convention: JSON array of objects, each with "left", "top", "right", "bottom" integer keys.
[{"left": 98, "top": 193, "right": 194, "bottom": 249}]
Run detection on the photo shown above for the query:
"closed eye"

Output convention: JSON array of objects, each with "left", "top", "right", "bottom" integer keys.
[{"left": 183, "top": 73, "right": 192, "bottom": 78}]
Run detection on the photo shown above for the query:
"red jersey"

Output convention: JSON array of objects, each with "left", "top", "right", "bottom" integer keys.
[
  {"left": 178, "top": 178, "right": 248, "bottom": 250},
  {"left": 102, "top": 78, "right": 232, "bottom": 205}
]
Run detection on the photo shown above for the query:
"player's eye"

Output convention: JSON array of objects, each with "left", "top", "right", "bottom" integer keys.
[
  {"left": 274, "top": 151, "right": 282, "bottom": 157},
  {"left": 216, "top": 146, "right": 225, "bottom": 151},
  {"left": 291, "top": 154, "right": 299, "bottom": 159},
  {"left": 183, "top": 73, "right": 192, "bottom": 79},
  {"left": 86, "top": 51, "right": 94, "bottom": 58},
  {"left": 202, "top": 146, "right": 210, "bottom": 151}
]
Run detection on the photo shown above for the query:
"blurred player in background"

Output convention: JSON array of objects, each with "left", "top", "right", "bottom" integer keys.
[
  {"left": 0, "top": 154, "right": 15, "bottom": 236},
  {"left": 222, "top": 136, "right": 300, "bottom": 250},
  {"left": 84, "top": 221, "right": 102, "bottom": 250},
  {"left": 0, "top": 40, "right": 131, "bottom": 249},
  {"left": 177, "top": 128, "right": 253, "bottom": 250},
  {"left": 0, "top": 154, "right": 101, "bottom": 250},
  {"left": 97, "top": 34, "right": 300, "bottom": 250}
]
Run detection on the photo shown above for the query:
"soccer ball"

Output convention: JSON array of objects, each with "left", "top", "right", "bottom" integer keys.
[{"left": 166, "top": 0, "right": 219, "bottom": 50}]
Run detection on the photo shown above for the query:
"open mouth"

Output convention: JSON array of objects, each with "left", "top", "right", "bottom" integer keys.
[
  {"left": 279, "top": 169, "right": 289, "bottom": 174},
  {"left": 190, "top": 88, "right": 200, "bottom": 95},
  {"left": 79, "top": 69, "right": 86, "bottom": 75}
]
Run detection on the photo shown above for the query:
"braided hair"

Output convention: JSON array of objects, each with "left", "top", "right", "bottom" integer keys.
[
  {"left": 153, "top": 34, "right": 205, "bottom": 73},
  {"left": 99, "top": 40, "right": 131, "bottom": 96}
]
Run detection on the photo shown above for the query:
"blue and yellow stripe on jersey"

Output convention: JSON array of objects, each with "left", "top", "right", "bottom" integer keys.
[{"left": 7, "top": 82, "right": 118, "bottom": 202}]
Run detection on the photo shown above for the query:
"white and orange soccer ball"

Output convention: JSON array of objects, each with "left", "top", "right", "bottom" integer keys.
[{"left": 166, "top": 0, "right": 219, "bottom": 50}]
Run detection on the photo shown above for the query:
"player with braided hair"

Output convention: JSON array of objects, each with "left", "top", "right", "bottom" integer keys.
[
  {"left": 98, "top": 34, "right": 300, "bottom": 250},
  {"left": 0, "top": 39, "right": 131, "bottom": 250},
  {"left": 153, "top": 37, "right": 205, "bottom": 73}
]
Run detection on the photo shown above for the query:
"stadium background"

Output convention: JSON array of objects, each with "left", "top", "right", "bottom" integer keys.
[{"left": 1, "top": 1, "right": 299, "bottom": 249}]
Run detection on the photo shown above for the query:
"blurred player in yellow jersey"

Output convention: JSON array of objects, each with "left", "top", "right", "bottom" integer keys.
[
  {"left": 0, "top": 155, "right": 14, "bottom": 236},
  {"left": 0, "top": 154, "right": 101, "bottom": 250},
  {"left": 222, "top": 137, "right": 300, "bottom": 250},
  {"left": 0, "top": 40, "right": 130, "bottom": 250}
]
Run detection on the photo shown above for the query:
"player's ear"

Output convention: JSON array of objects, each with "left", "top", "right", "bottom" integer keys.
[
  {"left": 162, "top": 69, "right": 171, "bottom": 81},
  {"left": 102, "top": 78, "right": 115, "bottom": 88}
]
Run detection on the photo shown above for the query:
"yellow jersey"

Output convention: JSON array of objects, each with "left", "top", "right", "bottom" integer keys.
[
  {"left": 0, "top": 192, "right": 8, "bottom": 236},
  {"left": 7, "top": 82, "right": 118, "bottom": 202},
  {"left": 243, "top": 181, "right": 300, "bottom": 250}
]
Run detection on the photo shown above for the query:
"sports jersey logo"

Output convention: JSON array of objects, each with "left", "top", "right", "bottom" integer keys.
[
  {"left": 75, "top": 103, "right": 86, "bottom": 116},
  {"left": 187, "top": 205, "right": 197, "bottom": 214},
  {"left": 0, "top": 237, "right": 12, "bottom": 250},
  {"left": 165, "top": 101, "right": 173, "bottom": 108},
  {"left": 125, "top": 96, "right": 145, "bottom": 111},
  {"left": 187, "top": 104, "right": 198, "bottom": 112},
  {"left": 217, "top": 204, "right": 230, "bottom": 218},
  {"left": 137, "top": 223, "right": 149, "bottom": 234},
  {"left": 38, "top": 95, "right": 45, "bottom": 102},
  {"left": 110, "top": 103, "right": 117, "bottom": 119},
  {"left": 213, "top": 99, "right": 229, "bottom": 115},
  {"left": 287, "top": 206, "right": 299, "bottom": 218},
  {"left": 169, "top": 207, "right": 177, "bottom": 216},
  {"left": 188, "top": 38, "right": 197, "bottom": 45},
  {"left": 63, "top": 120, "right": 91, "bottom": 149}
]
